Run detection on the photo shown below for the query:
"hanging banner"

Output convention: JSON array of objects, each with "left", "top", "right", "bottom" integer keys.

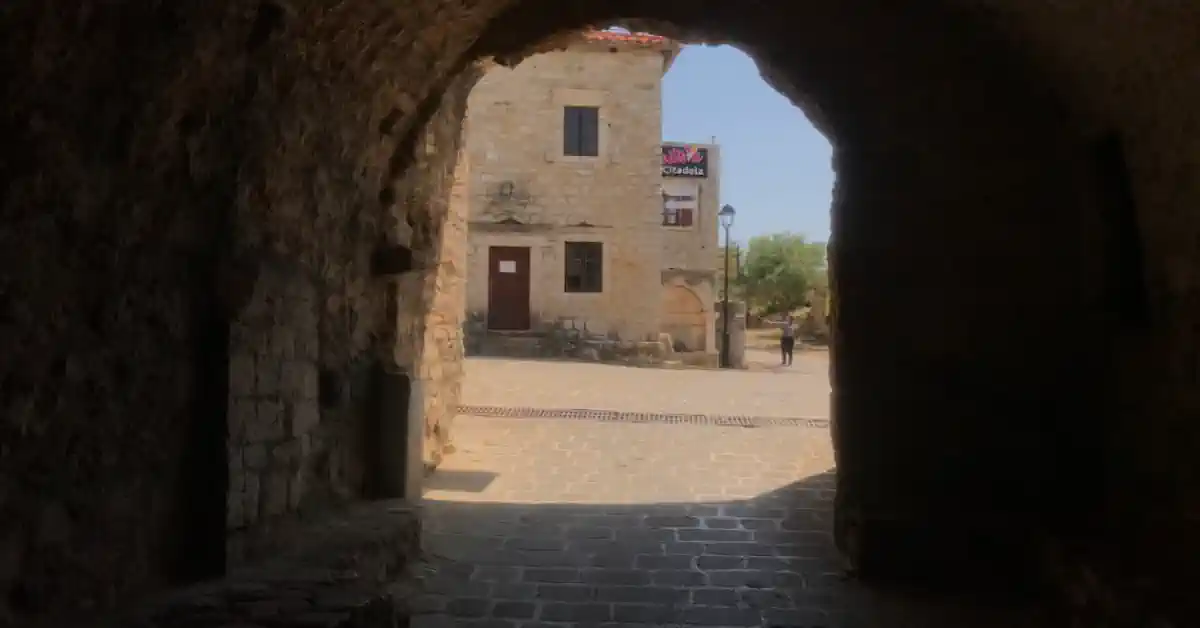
[{"left": 661, "top": 145, "right": 708, "bottom": 178}]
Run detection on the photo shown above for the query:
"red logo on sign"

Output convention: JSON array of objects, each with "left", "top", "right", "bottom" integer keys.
[{"left": 662, "top": 146, "right": 705, "bottom": 165}]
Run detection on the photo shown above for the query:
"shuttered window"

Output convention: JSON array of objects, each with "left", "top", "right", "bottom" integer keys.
[
  {"left": 564, "top": 241, "right": 603, "bottom": 293},
  {"left": 662, "top": 208, "right": 695, "bottom": 226},
  {"left": 563, "top": 106, "right": 599, "bottom": 157},
  {"left": 662, "top": 192, "right": 697, "bottom": 227}
]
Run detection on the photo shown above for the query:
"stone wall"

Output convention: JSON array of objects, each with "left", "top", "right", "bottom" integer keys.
[
  {"left": 220, "top": 32, "right": 476, "bottom": 568},
  {"left": 225, "top": 265, "right": 323, "bottom": 538},
  {"left": 412, "top": 98, "right": 473, "bottom": 472},
  {"left": 0, "top": 0, "right": 488, "bottom": 622}
]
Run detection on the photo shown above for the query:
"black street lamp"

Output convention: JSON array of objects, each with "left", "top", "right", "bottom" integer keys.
[{"left": 718, "top": 204, "right": 737, "bottom": 368}]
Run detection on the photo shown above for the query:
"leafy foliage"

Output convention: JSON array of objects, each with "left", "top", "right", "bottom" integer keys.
[{"left": 736, "top": 232, "right": 827, "bottom": 316}]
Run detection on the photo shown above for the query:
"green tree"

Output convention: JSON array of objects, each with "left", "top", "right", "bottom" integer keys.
[{"left": 736, "top": 232, "right": 827, "bottom": 316}]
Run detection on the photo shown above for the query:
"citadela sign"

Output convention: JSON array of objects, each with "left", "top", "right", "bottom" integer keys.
[{"left": 661, "top": 145, "right": 708, "bottom": 177}]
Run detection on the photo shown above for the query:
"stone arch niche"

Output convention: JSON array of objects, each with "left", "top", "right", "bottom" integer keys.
[
  {"left": 661, "top": 277, "right": 710, "bottom": 352},
  {"left": 1, "top": 0, "right": 1199, "bottom": 624}
]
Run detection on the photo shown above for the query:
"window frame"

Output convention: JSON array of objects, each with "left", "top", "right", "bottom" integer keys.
[
  {"left": 564, "top": 241, "right": 603, "bottom": 293},
  {"left": 662, "top": 207, "right": 695, "bottom": 227},
  {"left": 563, "top": 106, "right": 600, "bottom": 157},
  {"left": 661, "top": 191, "right": 697, "bottom": 228}
]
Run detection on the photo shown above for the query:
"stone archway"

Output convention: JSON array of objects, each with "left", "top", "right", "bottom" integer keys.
[
  {"left": 461, "top": 2, "right": 1102, "bottom": 583},
  {"left": 2, "top": 0, "right": 1199, "bottom": 624},
  {"left": 661, "top": 278, "right": 711, "bottom": 353}
]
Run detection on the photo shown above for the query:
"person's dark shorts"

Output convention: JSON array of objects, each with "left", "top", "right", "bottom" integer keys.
[{"left": 781, "top": 336, "right": 796, "bottom": 350}]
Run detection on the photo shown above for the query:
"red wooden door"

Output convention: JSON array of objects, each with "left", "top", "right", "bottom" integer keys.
[{"left": 487, "top": 246, "right": 531, "bottom": 330}]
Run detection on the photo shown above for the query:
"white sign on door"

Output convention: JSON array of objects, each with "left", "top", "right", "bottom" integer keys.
[{"left": 499, "top": 260, "right": 517, "bottom": 273}]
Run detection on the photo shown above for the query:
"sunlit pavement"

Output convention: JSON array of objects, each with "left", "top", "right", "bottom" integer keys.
[{"left": 406, "top": 357, "right": 1047, "bottom": 627}]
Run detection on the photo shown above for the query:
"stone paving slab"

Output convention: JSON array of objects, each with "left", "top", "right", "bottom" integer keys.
[{"left": 410, "top": 416, "right": 1050, "bottom": 627}]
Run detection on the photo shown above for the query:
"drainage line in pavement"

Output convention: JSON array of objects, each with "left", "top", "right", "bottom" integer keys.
[{"left": 456, "top": 405, "right": 830, "bottom": 429}]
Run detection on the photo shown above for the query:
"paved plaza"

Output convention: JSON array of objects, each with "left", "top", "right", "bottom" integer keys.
[
  {"left": 460, "top": 350, "right": 832, "bottom": 419},
  {"left": 410, "top": 354, "right": 1047, "bottom": 627}
]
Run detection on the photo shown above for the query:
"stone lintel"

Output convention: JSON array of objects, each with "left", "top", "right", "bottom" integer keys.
[{"left": 662, "top": 268, "right": 717, "bottom": 286}]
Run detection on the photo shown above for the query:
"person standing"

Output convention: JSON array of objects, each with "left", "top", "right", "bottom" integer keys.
[{"left": 780, "top": 315, "right": 796, "bottom": 366}]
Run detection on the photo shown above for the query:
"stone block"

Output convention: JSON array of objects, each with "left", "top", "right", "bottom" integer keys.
[
  {"left": 229, "top": 399, "right": 255, "bottom": 442},
  {"left": 228, "top": 444, "right": 244, "bottom": 473},
  {"left": 446, "top": 598, "right": 489, "bottom": 618},
  {"left": 636, "top": 340, "right": 667, "bottom": 360},
  {"left": 613, "top": 604, "right": 677, "bottom": 624},
  {"left": 491, "top": 601, "right": 536, "bottom": 619},
  {"left": 282, "top": 361, "right": 319, "bottom": 400},
  {"left": 244, "top": 474, "right": 261, "bottom": 525},
  {"left": 288, "top": 472, "right": 306, "bottom": 510},
  {"left": 271, "top": 326, "right": 297, "bottom": 360},
  {"left": 301, "top": 363, "right": 319, "bottom": 400},
  {"left": 285, "top": 401, "right": 319, "bottom": 439},
  {"left": 692, "top": 588, "right": 740, "bottom": 606},
  {"left": 243, "top": 444, "right": 268, "bottom": 470},
  {"left": 298, "top": 334, "right": 320, "bottom": 361},
  {"left": 540, "top": 603, "right": 611, "bottom": 623},
  {"left": 578, "top": 568, "right": 645, "bottom": 586},
  {"left": 246, "top": 402, "right": 284, "bottom": 442},
  {"left": 680, "top": 606, "right": 761, "bottom": 626},
  {"left": 292, "top": 401, "right": 320, "bottom": 436},
  {"left": 227, "top": 489, "right": 245, "bottom": 530},
  {"left": 656, "top": 332, "right": 675, "bottom": 356},
  {"left": 228, "top": 469, "right": 246, "bottom": 493},
  {"left": 651, "top": 570, "right": 706, "bottom": 586},
  {"left": 262, "top": 470, "right": 290, "bottom": 518},
  {"left": 272, "top": 439, "right": 302, "bottom": 465},
  {"left": 256, "top": 359, "right": 281, "bottom": 396},
  {"left": 229, "top": 354, "right": 256, "bottom": 397}
]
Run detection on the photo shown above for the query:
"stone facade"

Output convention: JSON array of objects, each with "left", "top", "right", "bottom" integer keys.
[
  {"left": 3, "top": 1, "right": 1200, "bottom": 626},
  {"left": 463, "top": 32, "right": 718, "bottom": 348}
]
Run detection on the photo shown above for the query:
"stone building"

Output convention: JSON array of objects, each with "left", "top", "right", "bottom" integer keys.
[{"left": 463, "top": 31, "right": 720, "bottom": 352}]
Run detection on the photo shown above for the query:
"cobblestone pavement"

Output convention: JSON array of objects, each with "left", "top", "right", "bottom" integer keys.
[
  {"left": 462, "top": 353, "right": 831, "bottom": 419},
  {"left": 412, "top": 359, "right": 1047, "bottom": 627}
]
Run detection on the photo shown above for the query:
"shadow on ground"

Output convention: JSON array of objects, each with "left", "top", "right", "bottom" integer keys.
[{"left": 404, "top": 469, "right": 1051, "bottom": 628}]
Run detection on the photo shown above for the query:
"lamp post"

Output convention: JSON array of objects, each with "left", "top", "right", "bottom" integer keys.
[{"left": 718, "top": 204, "right": 737, "bottom": 368}]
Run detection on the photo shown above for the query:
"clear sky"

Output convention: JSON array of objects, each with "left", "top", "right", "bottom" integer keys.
[{"left": 661, "top": 45, "right": 833, "bottom": 245}]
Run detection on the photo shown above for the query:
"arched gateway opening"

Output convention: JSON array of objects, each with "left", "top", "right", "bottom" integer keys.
[{"left": 1, "top": 1, "right": 1198, "bottom": 626}]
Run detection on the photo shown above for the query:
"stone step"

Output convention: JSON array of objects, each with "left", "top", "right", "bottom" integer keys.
[
  {"left": 129, "top": 501, "right": 420, "bottom": 627},
  {"left": 470, "top": 334, "right": 546, "bottom": 358}
]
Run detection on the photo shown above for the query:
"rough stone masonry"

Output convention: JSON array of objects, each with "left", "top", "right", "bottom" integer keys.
[{"left": 1, "top": 0, "right": 1199, "bottom": 626}]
